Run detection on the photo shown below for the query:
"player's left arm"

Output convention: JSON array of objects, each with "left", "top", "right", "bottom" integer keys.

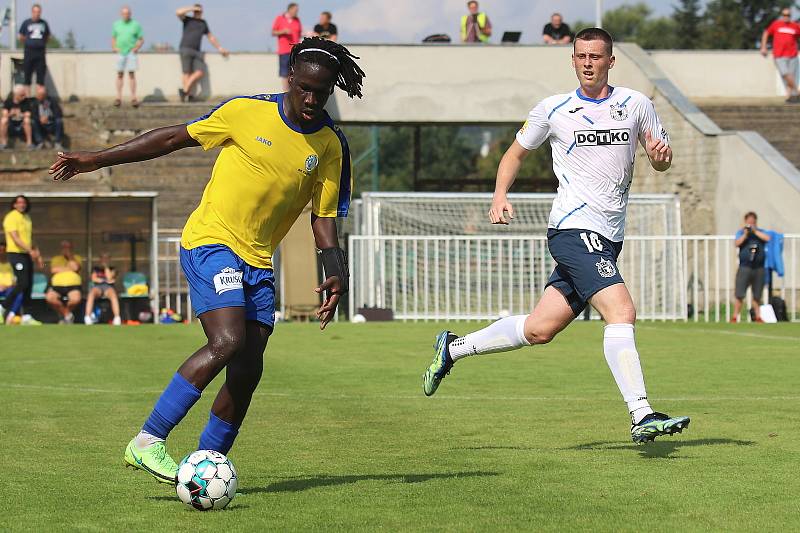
[
  {"left": 311, "top": 215, "right": 347, "bottom": 330},
  {"left": 638, "top": 99, "right": 672, "bottom": 172},
  {"left": 310, "top": 132, "right": 352, "bottom": 330}
]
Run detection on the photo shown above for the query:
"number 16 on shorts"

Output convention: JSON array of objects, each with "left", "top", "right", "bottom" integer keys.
[{"left": 579, "top": 232, "right": 604, "bottom": 252}]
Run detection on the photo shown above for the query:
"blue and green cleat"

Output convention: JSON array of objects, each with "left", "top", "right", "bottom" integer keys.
[
  {"left": 124, "top": 438, "right": 179, "bottom": 485},
  {"left": 422, "top": 331, "right": 457, "bottom": 396},
  {"left": 631, "top": 412, "right": 690, "bottom": 444}
]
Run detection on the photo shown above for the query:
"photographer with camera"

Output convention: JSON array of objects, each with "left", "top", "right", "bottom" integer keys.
[{"left": 732, "top": 211, "right": 771, "bottom": 323}]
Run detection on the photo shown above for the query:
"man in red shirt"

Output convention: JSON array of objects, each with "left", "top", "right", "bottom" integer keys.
[
  {"left": 271, "top": 3, "right": 302, "bottom": 91},
  {"left": 761, "top": 8, "right": 800, "bottom": 103}
]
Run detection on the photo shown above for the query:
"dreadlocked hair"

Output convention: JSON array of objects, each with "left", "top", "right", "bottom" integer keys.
[{"left": 289, "top": 37, "right": 365, "bottom": 99}]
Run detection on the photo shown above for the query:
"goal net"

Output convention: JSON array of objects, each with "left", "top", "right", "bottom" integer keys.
[
  {"left": 346, "top": 193, "right": 685, "bottom": 321},
  {"left": 353, "top": 192, "right": 681, "bottom": 237}
]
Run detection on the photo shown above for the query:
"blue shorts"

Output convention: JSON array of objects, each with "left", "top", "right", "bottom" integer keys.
[
  {"left": 546, "top": 228, "right": 625, "bottom": 316},
  {"left": 279, "top": 53, "right": 291, "bottom": 77},
  {"left": 180, "top": 244, "right": 276, "bottom": 327}
]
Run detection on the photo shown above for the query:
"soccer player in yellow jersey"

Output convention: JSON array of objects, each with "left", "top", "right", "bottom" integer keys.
[{"left": 49, "top": 37, "right": 365, "bottom": 484}]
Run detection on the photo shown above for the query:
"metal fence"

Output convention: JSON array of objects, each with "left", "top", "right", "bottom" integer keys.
[
  {"left": 157, "top": 235, "right": 192, "bottom": 320},
  {"left": 349, "top": 234, "right": 799, "bottom": 322}
]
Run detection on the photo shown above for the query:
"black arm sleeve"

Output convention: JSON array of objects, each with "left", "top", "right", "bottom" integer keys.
[{"left": 319, "top": 247, "right": 349, "bottom": 295}]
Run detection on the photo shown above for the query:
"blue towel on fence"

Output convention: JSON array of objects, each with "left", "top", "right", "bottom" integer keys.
[{"left": 764, "top": 230, "right": 784, "bottom": 282}]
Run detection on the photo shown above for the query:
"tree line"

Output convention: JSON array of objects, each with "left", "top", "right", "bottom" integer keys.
[{"left": 575, "top": 0, "right": 796, "bottom": 50}]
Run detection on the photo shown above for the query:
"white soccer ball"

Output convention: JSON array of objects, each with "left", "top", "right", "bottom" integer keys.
[
  {"left": 351, "top": 313, "right": 366, "bottom": 323},
  {"left": 176, "top": 450, "right": 238, "bottom": 511}
]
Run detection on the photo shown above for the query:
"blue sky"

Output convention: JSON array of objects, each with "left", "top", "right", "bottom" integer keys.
[{"left": 5, "top": 0, "right": 691, "bottom": 51}]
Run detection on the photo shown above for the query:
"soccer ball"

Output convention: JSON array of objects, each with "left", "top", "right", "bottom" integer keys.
[{"left": 176, "top": 450, "right": 238, "bottom": 511}]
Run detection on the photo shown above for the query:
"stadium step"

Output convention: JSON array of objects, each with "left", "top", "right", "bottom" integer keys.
[{"left": 700, "top": 103, "right": 800, "bottom": 169}]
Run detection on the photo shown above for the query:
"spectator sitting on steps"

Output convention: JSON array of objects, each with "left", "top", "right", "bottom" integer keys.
[
  {"left": 45, "top": 239, "right": 83, "bottom": 325},
  {"left": 84, "top": 252, "right": 122, "bottom": 326},
  {"left": 31, "top": 85, "right": 64, "bottom": 150},
  {"left": 0, "top": 85, "right": 35, "bottom": 150}
]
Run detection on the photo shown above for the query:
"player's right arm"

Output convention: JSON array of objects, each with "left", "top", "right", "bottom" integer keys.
[
  {"left": 489, "top": 141, "right": 529, "bottom": 225},
  {"left": 490, "top": 101, "right": 550, "bottom": 225},
  {"left": 49, "top": 125, "right": 200, "bottom": 181}
]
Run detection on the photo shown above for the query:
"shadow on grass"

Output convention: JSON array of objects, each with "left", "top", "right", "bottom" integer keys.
[
  {"left": 567, "top": 438, "right": 756, "bottom": 458},
  {"left": 241, "top": 471, "right": 500, "bottom": 494}
]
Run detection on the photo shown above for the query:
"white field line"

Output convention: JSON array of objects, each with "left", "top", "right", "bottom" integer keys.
[
  {"left": 2, "top": 383, "right": 800, "bottom": 402},
  {"left": 637, "top": 326, "right": 800, "bottom": 342}
]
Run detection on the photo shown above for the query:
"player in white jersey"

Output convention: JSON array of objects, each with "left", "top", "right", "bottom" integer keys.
[{"left": 422, "top": 28, "right": 689, "bottom": 443}]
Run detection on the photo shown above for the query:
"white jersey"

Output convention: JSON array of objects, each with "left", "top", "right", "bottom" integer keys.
[{"left": 515, "top": 86, "right": 669, "bottom": 242}]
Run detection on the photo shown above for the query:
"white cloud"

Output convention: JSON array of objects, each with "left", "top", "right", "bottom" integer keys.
[{"left": 335, "top": 0, "right": 471, "bottom": 43}]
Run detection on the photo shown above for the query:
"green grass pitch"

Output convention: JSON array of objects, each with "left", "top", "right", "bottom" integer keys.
[{"left": 3, "top": 321, "right": 800, "bottom": 531}]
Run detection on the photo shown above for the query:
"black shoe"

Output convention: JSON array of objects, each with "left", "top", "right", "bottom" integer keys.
[
  {"left": 178, "top": 89, "right": 187, "bottom": 103},
  {"left": 631, "top": 411, "right": 690, "bottom": 443}
]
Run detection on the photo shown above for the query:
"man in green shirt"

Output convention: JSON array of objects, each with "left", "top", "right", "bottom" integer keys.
[{"left": 111, "top": 6, "right": 144, "bottom": 108}]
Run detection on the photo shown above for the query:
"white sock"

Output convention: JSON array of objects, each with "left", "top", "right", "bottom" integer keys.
[
  {"left": 603, "top": 324, "right": 653, "bottom": 423},
  {"left": 134, "top": 430, "right": 164, "bottom": 449},
  {"left": 449, "top": 315, "right": 531, "bottom": 361}
]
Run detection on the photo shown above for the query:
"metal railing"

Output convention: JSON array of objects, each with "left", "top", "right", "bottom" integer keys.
[
  {"left": 348, "top": 234, "right": 799, "bottom": 322},
  {"left": 157, "top": 235, "right": 192, "bottom": 320}
]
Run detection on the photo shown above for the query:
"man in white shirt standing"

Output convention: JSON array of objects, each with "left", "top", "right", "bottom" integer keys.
[{"left": 422, "top": 28, "right": 690, "bottom": 444}]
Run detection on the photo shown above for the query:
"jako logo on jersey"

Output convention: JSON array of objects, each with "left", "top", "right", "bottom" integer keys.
[
  {"left": 596, "top": 258, "right": 617, "bottom": 278},
  {"left": 568, "top": 106, "right": 584, "bottom": 114},
  {"left": 213, "top": 267, "right": 243, "bottom": 295},
  {"left": 305, "top": 154, "right": 319, "bottom": 172},
  {"left": 609, "top": 103, "right": 628, "bottom": 121},
  {"left": 574, "top": 129, "right": 631, "bottom": 147},
  {"left": 255, "top": 136, "right": 272, "bottom": 146}
]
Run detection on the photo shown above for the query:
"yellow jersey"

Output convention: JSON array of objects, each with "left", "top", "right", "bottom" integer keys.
[
  {"left": 0, "top": 261, "right": 14, "bottom": 287},
  {"left": 181, "top": 93, "right": 352, "bottom": 269},
  {"left": 51, "top": 254, "right": 83, "bottom": 287},
  {"left": 3, "top": 209, "right": 32, "bottom": 253}
]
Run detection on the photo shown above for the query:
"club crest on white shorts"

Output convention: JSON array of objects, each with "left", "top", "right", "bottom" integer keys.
[{"left": 213, "top": 267, "right": 243, "bottom": 295}]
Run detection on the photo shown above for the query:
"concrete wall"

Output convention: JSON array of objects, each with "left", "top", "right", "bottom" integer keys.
[
  {"left": 632, "top": 90, "right": 720, "bottom": 234},
  {"left": 0, "top": 45, "right": 653, "bottom": 122},
  {"left": 649, "top": 51, "right": 784, "bottom": 99},
  {"left": 0, "top": 51, "right": 284, "bottom": 103},
  {"left": 717, "top": 133, "right": 800, "bottom": 233},
  {"left": 0, "top": 47, "right": 787, "bottom": 111}
]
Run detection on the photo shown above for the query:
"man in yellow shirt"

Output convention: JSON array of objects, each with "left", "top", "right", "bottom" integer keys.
[
  {"left": 50, "top": 37, "right": 364, "bottom": 485},
  {"left": 3, "top": 195, "right": 43, "bottom": 325},
  {"left": 45, "top": 240, "right": 83, "bottom": 324}
]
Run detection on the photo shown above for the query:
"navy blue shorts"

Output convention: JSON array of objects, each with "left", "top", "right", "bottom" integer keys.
[
  {"left": 546, "top": 228, "right": 625, "bottom": 316},
  {"left": 279, "top": 53, "right": 291, "bottom": 77},
  {"left": 180, "top": 244, "right": 276, "bottom": 327}
]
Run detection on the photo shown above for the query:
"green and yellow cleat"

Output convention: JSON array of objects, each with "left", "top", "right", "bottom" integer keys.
[
  {"left": 422, "top": 330, "right": 457, "bottom": 397},
  {"left": 124, "top": 438, "right": 179, "bottom": 485},
  {"left": 631, "top": 412, "right": 690, "bottom": 444}
]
